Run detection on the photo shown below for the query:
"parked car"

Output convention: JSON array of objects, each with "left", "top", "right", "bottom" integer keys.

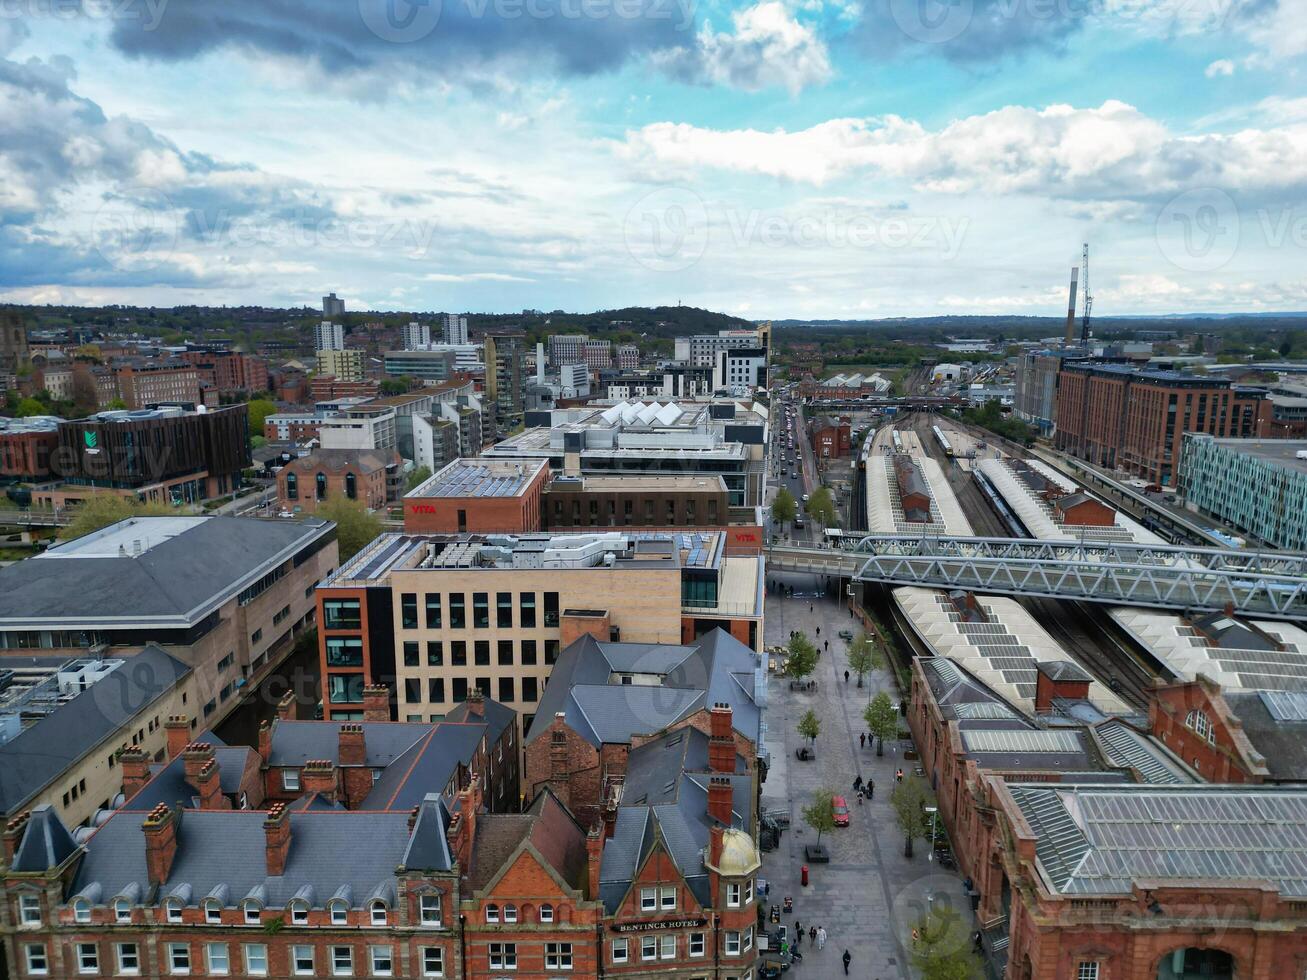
[
  {"left": 832, "top": 795, "right": 850, "bottom": 827},
  {"left": 838, "top": 629, "right": 854, "bottom": 640}
]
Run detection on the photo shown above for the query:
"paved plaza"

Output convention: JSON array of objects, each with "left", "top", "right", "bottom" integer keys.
[{"left": 759, "top": 577, "right": 974, "bottom": 979}]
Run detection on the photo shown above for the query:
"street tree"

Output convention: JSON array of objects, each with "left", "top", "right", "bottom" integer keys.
[
  {"left": 807, "top": 486, "right": 837, "bottom": 527},
  {"left": 909, "top": 908, "right": 983, "bottom": 980},
  {"left": 797, "top": 708, "right": 821, "bottom": 744},
  {"left": 801, "top": 788, "right": 837, "bottom": 845},
  {"left": 864, "top": 691, "right": 898, "bottom": 756},
  {"left": 783, "top": 633, "right": 818, "bottom": 683},
  {"left": 405, "top": 465, "right": 433, "bottom": 492},
  {"left": 771, "top": 487, "right": 797, "bottom": 527},
  {"left": 317, "top": 496, "right": 385, "bottom": 562},
  {"left": 245, "top": 398, "right": 278, "bottom": 437},
  {"left": 890, "top": 776, "right": 933, "bottom": 858},
  {"left": 846, "top": 630, "right": 884, "bottom": 688}
]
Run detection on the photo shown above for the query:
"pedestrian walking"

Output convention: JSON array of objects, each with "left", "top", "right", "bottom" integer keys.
[
  {"left": 896, "top": 768, "right": 904, "bottom": 783},
  {"left": 809, "top": 926, "right": 817, "bottom": 945},
  {"left": 866, "top": 778, "right": 875, "bottom": 799},
  {"left": 859, "top": 732, "right": 866, "bottom": 748},
  {"left": 816, "top": 626, "right": 821, "bottom": 637},
  {"left": 843, "top": 949, "right": 852, "bottom": 975},
  {"left": 853, "top": 775, "right": 863, "bottom": 792},
  {"left": 857, "top": 790, "right": 863, "bottom": 805},
  {"left": 817, "top": 926, "right": 827, "bottom": 950},
  {"left": 842, "top": 667, "right": 848, "bottom": 683},
  {"left": 793, "top": 923, "right": 802, "bottom": 946}
]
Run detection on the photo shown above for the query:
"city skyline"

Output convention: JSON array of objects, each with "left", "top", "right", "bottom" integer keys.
[{"left": 1, "top": 2, "right": 1305, "bottom": 318}]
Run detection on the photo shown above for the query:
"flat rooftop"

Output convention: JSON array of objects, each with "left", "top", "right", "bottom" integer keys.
[
  {"left": 1209, "top": 438, "right": 1307, "bottom": 476},
  {"left": 406, "top": 458, "right": 547, "bottom": 499},
  {"left": 550, "top": 475, "right": 729, "bottom": 492}
]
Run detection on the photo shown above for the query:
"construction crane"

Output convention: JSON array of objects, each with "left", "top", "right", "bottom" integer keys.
[
  {"left": 1063, "top": 265, "right": 1079, "bottom": 346},
  {"left": 1079, "top": 242, "right": 1093, "bottom": 344}
]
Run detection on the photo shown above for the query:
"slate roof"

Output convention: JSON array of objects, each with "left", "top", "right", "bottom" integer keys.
[
  {"left": 123, "top": 735, "right": 258, "bottom": 811},
  {"left": 0, "top": 646, "right": 191, "bottom": 815},
  {"left": 266, "top": 721, "right": 431, "bottom": 768},
  {"left": 1224, "top": 692, "right": 1307, "bottom": 781},
  {"left": 61, "top": 797, "right": 453, "bottom": 907},
  {"left": 362, "top": 723, "right": 486, "bottom": 811},
  {"left": 444, "top": 696, "right": 516, "bottom": 747},
  {"left": 526, "top": 629, "right": 761, "bottom": 750},
  {"left": 10, "top": 806, "right": 79, "bottom": 873},
  {"left": 0, "top": 517, "right": 332, "bottom": 627}
]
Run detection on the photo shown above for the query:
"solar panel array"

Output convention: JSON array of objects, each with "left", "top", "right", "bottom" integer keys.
[
  {"left": 1260, "top": 690, "right": 1307, "bottom": 722},
  {"left": 1180, "top": 625, "right": 1307, "bottom": 690},
  {"left": 429, "top": 462, "right": 529, "bottom": 498},
  {"left": 939, "top": 595, "right": 1039, "bottom": 701},
  {"left": 962, "top": 729, "right": 1084, "bottom": 754}
]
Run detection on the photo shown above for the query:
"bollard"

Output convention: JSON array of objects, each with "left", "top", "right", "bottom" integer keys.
[{"left": 801, "top": 864, "right": 809, "bottom": 887}]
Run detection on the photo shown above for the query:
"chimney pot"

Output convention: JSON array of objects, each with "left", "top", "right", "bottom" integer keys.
[
  {"left": 263, "top": 803, "right": 291, "bottom": 877},
  {"left": 164, "top": 715, "right": 191, "bottom": 761},
  {"left": 3, "top": 812, "right": 31, "bottom": 865},
  {"left": 143, "top": 804, "right": 179, "bottom": 886}
]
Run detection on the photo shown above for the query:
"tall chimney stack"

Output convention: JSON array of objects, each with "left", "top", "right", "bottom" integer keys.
[
  {"left": 143, "top": 804, "right": 179, "bottom": 886},
  {"left": 164, "top": 715, "right": 191, "bottom": 761},
  {"left": 1064, "top": 266, "right": 1079, "bottom": 347},
  {"left": 707, "top": 775, "right": 734, "bottom": 827},
  {"left": 263, "top": 803, "right": 291, "bottom": 877}
]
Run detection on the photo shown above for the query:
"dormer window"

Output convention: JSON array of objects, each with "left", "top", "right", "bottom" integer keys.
[
  {"left": 418, "top": 893, "right": 441, "bottom": 927},
  {"left": 289, "top": 900, "right": 309, "bottom": 925},
  {"left": 204, "top": 900, "right": 222, "bottom": 924},
  {"left": 72, "top": 898, "right": 91, "bottom": 923},
  {"left": 18, "top": 893, "right": 40, "bottom": 925},
  {"left": 165, "top": 899, "right": 182, "bottom": 924},
  {"left": 242, "top": 902, "right": 261, "bottom": 925},
  {"left": 329, "top": 901, "right": 348, "bottom": 925},
  {"left": 114, "top": 899, "right": 131, "bottom": 923},
  {"left": 370, "top": 901, "right": 388, "bottom": 926}
]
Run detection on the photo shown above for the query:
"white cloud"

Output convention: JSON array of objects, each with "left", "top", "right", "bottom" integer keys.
[
  {"left": 655, "top": 2, "right": 831, "bottom": 95},
  {"left": 1205, "top": 58, "right": 1235, "bottom": 77},
  {"left": 421, "top": 272, "right": 536, "bottom": 283}
]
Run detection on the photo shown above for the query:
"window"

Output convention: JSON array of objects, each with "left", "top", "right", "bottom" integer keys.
[
  {"left": 503, "top": 904, "right": 517, "bottom": 923},
  {"left": 421, "top": 947, "right": 445, "bottom": 977},
  {"left": 204, "top": 900, "right": 222, "bottom": 923},
  {"left": 449, "top": 593, "right": 465, "bottom": 629},
  {"left": 292, "top": 946, "right": 314, "bottom": 976},
  {"left": 744, "top": 878, "right": 754, "bottom": 905},
  {"left": 327, "top": 673, "right": 364, "bottom": 705},
  {"left": 330, "top": 901, "right": 348, "bottom": 925},
  {"left": 486, "top": 903, "right": 500, "bottom": 922},
  {"left": 1077, "top": 965, "right": 1100, "bottom": 980},
  {"left": 18, "top": 893, "right": 40, "bottom": 925},
  {"left": 425, "top": 593, "right": 442, "bottom": 628},
  {"left": 403, "top": 642, "right": 419, "bottom": 668},
  {"left": 544, "top": 591, "right": 559, "bottom": 627},
  {"left": 451, "top": 641, "right": 467, "bottom": 667},
  {"left": 497, "top": 592, "right": 513, "bottom": 628},
  {"left": 727, "top": 882, "right": 741, "bottom": 907},
  {"left": 743, "top": 926, "right": 754, "bottom": 952},
  {"left": 331, "top": 946, "right": 353, "bottom": 976},
  {"left": 519, "top": 592, "right": 536, "bottom": 628},
  {"left": 523, "top": 676, "right": 538, "bottom": 703},
  {"left": 345, "top": 472, "right": 357, "bottom": 500},
  {"left": 427, "top": 641, "right": 443, "bottom": 666},
  {"left": 286, "top": 472, "right": 298, "bottom": 500},
  {"left": 1185, "top": 709, "right": 1216, "bottom": 744},
  {"left": 316, "top": 472, "right": 327, "bottom": 500},
  {"left": 206, "top": 943, "right": 229, "bottom": 976},
  {"left": 243, "top": 902, "right": 261, "bottom": 925},
  {"left": 428, "top": 677, "right": 445, "bottom": 703},
  {"left": 539, "top": 903, "right": 554, "bottom": 923},
  {"left": 167, "top": 943, "right": 190, "bottom": 975},
  {"left": 473, "top": 592, "right": 489, "bottom": 628},
  {"left": 545, "top": 640, "right": 559, "bottom": 665},
  {"left": 660, "top": 934, "right": 677, "bottom": 959},
  {"left": 640, "top": 887, "right": 657, "bottom": 911},
  {"left": 521, "top": 639, "right": 537, "bottom": 666},
  {"left": 24, "top": 944, "right": 47, "bottom": 976},
  {"left": 116, "top": 944, "right": 140, "bottom": 975},
  {"left": 401, "top": 593, "right": 419, "bottom": 629},
  {"left": 76, "top": 944, "right": 99, "bottom": 975},
  {"left": 165, "top": 899, "right": 182, "bottom": 923},
  {"left": 726, "top": 931, "right": 741, "bottom": 956},
  {"left": 660, "top": 886, "right": 677, "bottom": 910},
  {"left": 73, "top": 898, "right": 91, "bottom": 922},
  {"left": 611, "top": 938, "right": 628, "bottom": 964},
  {"left": 250, "top": 627, "right": 263, "bottom": 645},
  {"left": 282, "top": 769, "right": 301, "bottom": 792},
  {"left": 323, "top": 599, "right": 361, "bottom": 630},
  {"left": 642, "top": 936, "right": 657, "bottom": 961},
  {"left": 370, "top": 901, "right": 388, "bottom": 925},
  {"left": 489, "top": 943, "right": 517, "bottom": 970},
  {"left": 498, "top": 676, "right": 514, "bottom": 703},
  {"left": 689, "top": 933, "right": 705, "bottom": 957},
  {"left": 290, "top": 900, "right": 309, "bottom": 925},
  {"left": 545, "top": 942, "right": 573, "bottom": 970},
  {"left": 114, "top": 898, "right": 131, "bottom": 923},
  {"left": 498, "top": 639, "right": 514, "bottom": 666},
  {"left": 452, "top": 678, "right": 468, "bottom": 703},
  {"left": 474, "top": 640, "right": 490, "bottom": 666},
  {"left": 370, "top": 946, "right": 394, "bottom": 977},
  {"left": 419, "top": 893, "right": 442, "bottom": 927},
  {"left": 244, "top": 944, "right": 268, "bottom": 977}
]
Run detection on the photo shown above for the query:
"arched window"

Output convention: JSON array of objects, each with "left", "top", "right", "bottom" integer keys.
[
  {"left": 370, "top": 900, "right": 388, "bottom": 926},
  {"left": 242, "top": 901, "right": 262, "bottom": 925},
  {"left": 72, "top": 898, "right": 91, "bottom": 923},
  {"left": 286, "top": 472, "right": 298, "bottom": 500},
  {"left": 164, "top": 899, "right": 182, "bottom": 923},
  {"left": 539, "top": 904, "right": 554, "bottom": 923},
  {"left": 315, "top": 473, "right": 327, "bottom": 501},
  {"left": 345, "top": 472, "right": 357, "bottom": 500},
  {"left": 289, "top": 900, "right": 309, "bottom": 925},
  {"left": 204, "top": 899, "right": 221, "bottom": 923},
  {"left": 329, "top": 900, "right": 348, "bottom": 925},
  {"left": 486, "top": 903, "right": 500, "bottom": 923},
  {"left": 113, "top": 899, "right": 131, "bottom": 923},
  {"left": 1185, "top": 710, "right": 1215, "bottom": 744},
  {"left": 503, "top": 903, "right": 517, "bottom": 923}
]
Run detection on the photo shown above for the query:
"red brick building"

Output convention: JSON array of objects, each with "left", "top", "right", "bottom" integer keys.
[
  {"left": 0, "top": 419, "right": 59, "bottom": 479},
  {"left": 1055, "top": 363, "right": 1270, "bottom": 486},
  {"left": 111, "top": 361, "right": 203, "bottom": 409},
  {"left": 178, "top": 351, "right": 269, "bottom": 396},
  {"left": 404, "top": 458, "right": 548, "bottom": 533},
  {"left": 277, "top": 448, "right": 398, "bottom": 514},
  {"left": 810, "top": 414, "right": 851, "bottom": 458}
]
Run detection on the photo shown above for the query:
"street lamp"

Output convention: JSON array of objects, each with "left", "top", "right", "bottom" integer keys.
[{"left": 924, "top": 805, "right": 938, "bottom": 862}]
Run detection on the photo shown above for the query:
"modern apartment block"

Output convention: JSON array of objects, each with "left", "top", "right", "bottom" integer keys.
[
  {"left": 0, "top": 516, "right": 337, "bottom": 731},
  {"left": 616, "top": 344, "right": 639, "bottom": 371},
  {"left": 673, "top": 329, "right": 763, "bottom": 367},
  {"left": 322, "top": 292, "right": 345, "bottom": 317},
  {"left": 315, "top": 529, "right": 763, "bottom": 732},
  {"left": 548, "top": 334, "right": 587, "bottom": 366},
  {"left": 313, "top": 320, "right": 344, "bottom": 351},
  {"left": 315, "top": 348, "right": 365, "bottom": 382},
  {"left": 1054, "top": 362, "right": 1270, "bottom": 485},
  {"left": 1180, "top": 434, "right": 1307, "bottom": 550},
  {"left": 399, "top": 321, "right": 430, "bottom": 349},
  {"left": 1013, "top": 348, "right": 1089, "bottom": 433},
  {"left": 177, "top": 350, "right": 269, "bottom": 397},
  {"left": 440, "top": 313, "right": 468, "bottom": 345},
  {"left": 484, "top": 332, "right": 526, "bottom": 436}
]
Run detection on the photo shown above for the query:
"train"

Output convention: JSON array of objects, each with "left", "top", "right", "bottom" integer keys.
[
  {"left": 932, "top": 425, "right": 953, "bottom": 458},
  {"left": 891, "top": 430, "right": 904, "bottom": 453}
]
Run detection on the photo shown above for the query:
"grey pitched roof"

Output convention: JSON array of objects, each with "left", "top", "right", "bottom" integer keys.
[
  {"left": 362, "top": 723, "right": 486, "bottom": 811},
  {"left": 0, "top": 516, "right": 332, "bottom": 628},
  {"left": 266, "top": 721, "right": 430, "bottom": 768},
  {"left": 0, "top": 646, "right": 192, "bottom": 815},
  {"left": 444, "top": 695, "right": 516, "bottom": 746},
  {"left": 123, "top": 736, "right": 258, "bottom": 811},
  {"left": 1224, "top": 692, "right": 1307, "bottom": 781},
  {"left": 11, "top": 805, "right": 79, "bottom": 872},
  {"left": 69, "top": 799, "right": 452, "bottom": 907}
]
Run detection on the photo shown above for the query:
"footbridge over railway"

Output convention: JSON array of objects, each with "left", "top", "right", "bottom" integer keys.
[{"left": 766, "top": 535, "right": 1307, "bottom": 621}]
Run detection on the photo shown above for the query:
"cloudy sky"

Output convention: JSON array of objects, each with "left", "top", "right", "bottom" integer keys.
[{"left": 2, "top": 0, "right": 1306, "bottom": 318}]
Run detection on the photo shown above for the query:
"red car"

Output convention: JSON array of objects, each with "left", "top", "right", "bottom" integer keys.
[{"left": 832, "top": 795, "right": 850, "bottom": 827}]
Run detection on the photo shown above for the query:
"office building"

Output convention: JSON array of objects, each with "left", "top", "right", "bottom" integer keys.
[
  {"left": 322, "top": 292, "right": 345, "bottom": 317},
  {"left": 484, "top": 332, "right": 526, "bottom": 437},
  {"left": 541, "top": 474, "right": 735, "bottom": 534},
  {"left": 548, "top": 334, "right": 586, "bottom": 366},
  {"left": 411, "top": 394, "right": 484, "bottom": 475},
  {"left": 313, "top": 320, "right": 344, "bottom": 352},
  {"left": 673, "top": 328, "right": 762, "bottom": 367},
  {"left": 318, "top": 403, "right": 398, "bottom": 452},
  {"left": 315, "top": 529, "right": 764, "bottom": 730},
  {"left": 0, "top": 516, "right": 336, "bottom": 730},
  {"left": 1181, "top": 435, "right": 1307, "bottom": 550},
  {"left": 404, "top": 458, "right": 550, "bottom": 534},
  {"left": 315, "top": 348, "right": 365, "bottom": 383},
  {"left": 1054, "top": 363, "right": 1270, "bottom": 486},
  {"left": 0, "top": 416, "right": 60, "bottom": 479},
  {"left": 440, "top": 313, "right": 468, "bottom": 345},
  {"left": 399, "top": 321, "right": 430, "bottom": 350},
  {"left": 616, "top": 344, "right": 639, "bottom": 371},
  {"left": 581, "top": 338, "right": 611, "bottom": 371},
  {"left": 366, "top": 390, "right": 436, "bottom": 460},
  {"left": 383, "top": 347, "right": 475, "bottom": 383},
  {"left": 714, "top": 347, "right": 767, "bottom": 392},
  {"left": 112, "top": 361, "right": 203, "bottom": 409}
]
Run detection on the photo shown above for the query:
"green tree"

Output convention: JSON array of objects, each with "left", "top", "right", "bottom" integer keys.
[
  {"left": 1280, "top": 332, "right": 1297, "bottom": 358},
  {"left": 59, "top": 495, "right": 178, "bottom": 541},
  {"left": 801, "top": 788, "right": 837, "bottom": 845},
  {"left": 910, "top": 908, "right": 983, "bottom": 980},
  {"left": 890, "top": 776, "right": 933, "bottom": 858},
  {"left": 15, "top": 397, "right": 47, "bottom": 418},
  {"left": 845, "top": 630, "right": 884, "bottom": 688},
  {"left": 864, "top": 691, "right": 898, "bottom": 757},
  {"left": 806, "top": 485, "right": 837, "bottom": 527},
  {"left": 380, "top": 377, "right": 411, "bottom": 396},
  {"left": 405, "top": 465, "right": 433, "bottom": 492},
  {"left": 782, "top": 632, "right": 818, "bottom": 682},
  {"left": 316, "top": 496, "right": 384, "bottom": 562},
  {"left": 797, "top": 708, "right": 821, "bottom": 744},
  {"left": 771, "top": 486, "right": 797, "bottom": 527},
  {"left": 106, "top": 398, "right": 128, "bottom": 411},
  {"left": 245, "top": 398, "right": 278, "bottom": 437}
]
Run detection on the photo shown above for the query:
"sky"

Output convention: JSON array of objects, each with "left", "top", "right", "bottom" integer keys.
[{"left": 1, "top": 0, "right": 1306, "bottom": 319}]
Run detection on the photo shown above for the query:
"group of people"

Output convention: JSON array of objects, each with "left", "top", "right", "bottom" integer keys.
[{"left": 788, "top": 923, "right": 854, "bottom": 975}]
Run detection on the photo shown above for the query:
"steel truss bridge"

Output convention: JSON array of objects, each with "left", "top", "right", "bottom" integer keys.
[{"left": 766, "top": 535, "right": 1307, "bottom": 620}]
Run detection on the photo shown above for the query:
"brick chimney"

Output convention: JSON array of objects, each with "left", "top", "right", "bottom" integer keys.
[
  {"left": 118, "top": 745, "right": 152, "bottom": 799},
  {"left": 586, "top": 824, "right": 603, "bottom": 900},
  {"left": 263, "top": 803, "right": 291, "bottom": 877},
  {"left": 257, "top": 720, "right": 273, "bottom": 765},
  {"left": 3, "top": 812, "right": 31, "bottom": 866},
  {"left": 708, "top": 822, "right": 725, "bottom": 870},
  {"left": 548, "top": 724, "right": 571, "bottom": 808},
  {"left": 446, "top": 776, "right": 481, "bottom": 872},
  {"left": 164, "top": 716, "right": 190, "bottom": 760},
  {"left": 707, "top": 775, "right": 733, "bottom": 826},
  {"left": 362, "top": 685, "right": 391, "bottom": 723},
  {"left": 276, "top": 691, "right": 296, "bottom": 721},
  {"left": 301, "top": 760, "right": 336, "bottom": 802},
  {"left": 708, "top": 703, "right": 735, "bottom": 774},
  {"left": 182, "top": 744, "right": 226, "bottom": 811},
  {"left": 338, "top": 724, "right": 366, "bottom": 766},
  {"left": 1034, "top": 661, "right": 1092, "bottom": 714},
  {"left": 465, "top": 688, "right": 485, "bottom": 718},
  {"left": 143, "top": 804, "right": 179, "bottom": 886}
]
